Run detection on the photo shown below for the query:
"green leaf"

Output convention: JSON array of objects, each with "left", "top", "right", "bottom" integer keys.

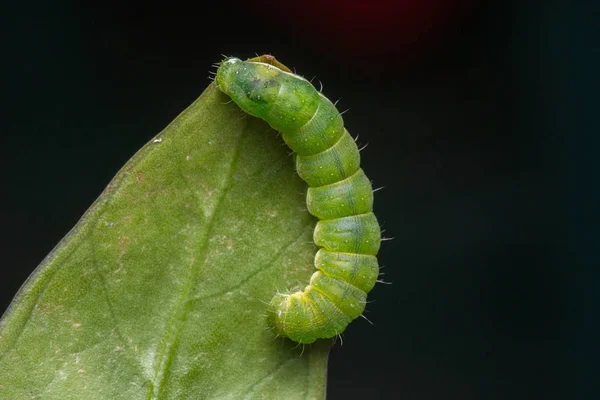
[{"left": 0, "top": 84, "right": 330, "bottom": 399}]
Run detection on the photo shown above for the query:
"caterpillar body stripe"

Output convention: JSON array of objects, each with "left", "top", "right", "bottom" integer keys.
[{"left": 216, "top": 55, "right": 381, "bottom": 344}]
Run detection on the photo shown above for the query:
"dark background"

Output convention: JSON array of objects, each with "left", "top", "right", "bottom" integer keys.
[{"left": 1, "top": 1, "right": 597, "bottom": 399}]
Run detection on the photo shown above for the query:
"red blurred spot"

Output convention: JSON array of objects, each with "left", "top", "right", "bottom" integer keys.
[{"left": 257, "top": 0, "right": 477, "bottom": 65}]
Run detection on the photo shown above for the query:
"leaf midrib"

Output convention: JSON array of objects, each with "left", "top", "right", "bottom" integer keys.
[{"left": 148, "top": 120, "right": 247, "bottom": 400}]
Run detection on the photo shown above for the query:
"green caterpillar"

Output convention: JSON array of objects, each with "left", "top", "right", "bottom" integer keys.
[{"left": 216, "top": 55, "right": 381, "bottom": 344}]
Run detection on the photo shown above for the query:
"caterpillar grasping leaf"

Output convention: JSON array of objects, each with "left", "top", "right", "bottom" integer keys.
[{"left": 216, "top": 55, "right": 381, "bottom": 344}]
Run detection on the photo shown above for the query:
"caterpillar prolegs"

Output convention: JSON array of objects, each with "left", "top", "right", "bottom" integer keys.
[{"left": 216, "top": 55, "right": 381, "bottom": 344}]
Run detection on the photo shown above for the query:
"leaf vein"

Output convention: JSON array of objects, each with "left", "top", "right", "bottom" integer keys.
[{"left": 149, "top": 121, "right": 248, "bottom": 400}]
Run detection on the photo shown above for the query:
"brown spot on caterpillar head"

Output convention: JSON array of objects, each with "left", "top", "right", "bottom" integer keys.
[{"left": 246, "top": 54, "right": 293, "bottom": 73}]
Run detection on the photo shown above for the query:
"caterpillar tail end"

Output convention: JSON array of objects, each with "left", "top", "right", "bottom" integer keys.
[
  {"left": 267, "top": 293, "right": 289, "bottom": 338},
  {"left": 268, "top": 292, "right": 321, "bottom": 344},
  {"left": 267, "top": 287, "right": 354, "bottom": 344}
]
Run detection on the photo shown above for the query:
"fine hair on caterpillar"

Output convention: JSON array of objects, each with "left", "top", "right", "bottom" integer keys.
[{"left": 216, "top": 55, "right": 382, "bottom": 344}]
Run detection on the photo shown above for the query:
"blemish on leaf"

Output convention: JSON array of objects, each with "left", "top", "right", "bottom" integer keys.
[
  {"left": 135, "top": 170, "right": 144, "bottom": 184},
  {"left": 38, "top": 302, "right": 50, "bottom": 315},
  {"left": 219, "top": 235, "right": 234, "bottom": 250},
  {"left": 119, "top": 237, "right": 130, "bottom": 256}
]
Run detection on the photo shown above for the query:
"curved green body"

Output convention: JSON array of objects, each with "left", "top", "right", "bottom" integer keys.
[{"left": 216, "top": 57, "right": 381, "bottom": 343}]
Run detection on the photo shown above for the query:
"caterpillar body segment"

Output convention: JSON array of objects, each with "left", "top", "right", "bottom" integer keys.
[{"left": 216, "top": 56, "right": 381, "bottom": 344}]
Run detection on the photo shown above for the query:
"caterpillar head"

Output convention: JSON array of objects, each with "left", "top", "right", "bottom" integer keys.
[{"left": 216, "top": 57, "right": 283, "bottom": 120}]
